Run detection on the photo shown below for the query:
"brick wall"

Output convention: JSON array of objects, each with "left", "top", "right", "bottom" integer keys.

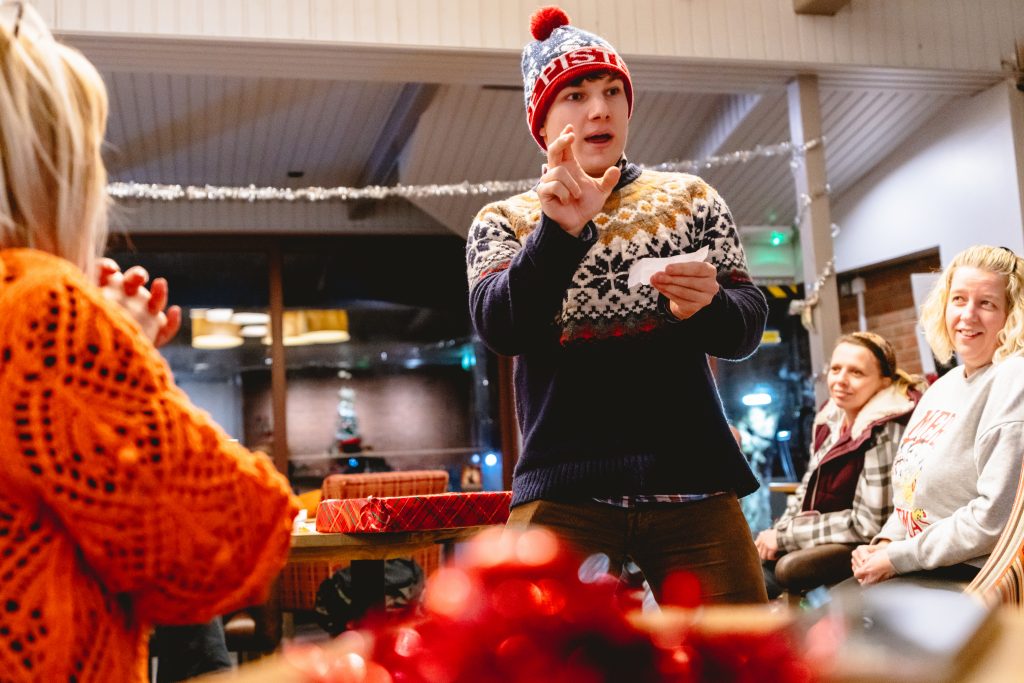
[
  {"left": 241, "top": 368, "right": 472, "bottom": 458},
  {"left": 837, "top": 251, "right": 940, "bottom": 377}
]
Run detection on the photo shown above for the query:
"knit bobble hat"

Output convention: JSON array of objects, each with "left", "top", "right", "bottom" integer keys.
[{"left": 521, "top": 6, "right": 633, "bottom": 150}]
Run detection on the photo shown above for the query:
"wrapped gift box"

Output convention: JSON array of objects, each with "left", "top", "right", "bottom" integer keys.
[{"left": 316, "top": 491, "right": 512, "bottom": 533}]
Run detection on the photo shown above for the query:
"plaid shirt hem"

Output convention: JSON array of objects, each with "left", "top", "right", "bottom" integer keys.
[{"left": 594, "top": 492, "right": 727, "bottom": 508}]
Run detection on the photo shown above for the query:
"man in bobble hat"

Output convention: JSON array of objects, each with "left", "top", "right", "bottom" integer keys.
[{"left": 466, "top": 6, "right": 768, "bottom": 604}]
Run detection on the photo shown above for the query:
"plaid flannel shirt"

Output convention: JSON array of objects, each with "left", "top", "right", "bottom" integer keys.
[{"left": 774, "top": 420, "right": 904, "bottom": 552}]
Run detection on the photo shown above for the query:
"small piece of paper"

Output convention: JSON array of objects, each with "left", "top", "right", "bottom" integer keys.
[{"left": 627, "top": 246, "right": 710, "bottom": 289}]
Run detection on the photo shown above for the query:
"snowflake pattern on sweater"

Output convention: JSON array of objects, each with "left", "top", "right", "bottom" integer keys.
[{"left": 466, "top": 170, "right": 750, "bottom": 344}]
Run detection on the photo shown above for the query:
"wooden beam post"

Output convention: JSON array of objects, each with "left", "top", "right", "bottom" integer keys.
[
  {"left": 497, "top": 354, "right": 518, "bottom": 492},
  {"left": 268, "top": 243, "right": 289, "bottom": 476},
  {"left": 788, "top": 74, "right": 841, "bottom": 404}
]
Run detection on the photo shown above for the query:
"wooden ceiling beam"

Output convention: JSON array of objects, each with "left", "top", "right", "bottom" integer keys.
[
  {"left": 793, "top": 0, "right": 851, "bottom": 16},
  {"left": 348, "top": 83, "right": 439, "bottom": 220}
]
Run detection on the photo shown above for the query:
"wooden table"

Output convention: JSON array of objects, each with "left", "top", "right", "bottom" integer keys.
[{"left": 289, "top": 522, "right": 491, "bottom": 614}]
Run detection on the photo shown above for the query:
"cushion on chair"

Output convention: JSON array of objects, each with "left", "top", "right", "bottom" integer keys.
[
  {"left": 774, "top": 543, "right": 856, "bottom": 593},
  {"left": 222, "top": 613, "right": 256, "bottom": 641},
  {"left": 966, "top": 464, "right": 1024, "bottom": 605}
]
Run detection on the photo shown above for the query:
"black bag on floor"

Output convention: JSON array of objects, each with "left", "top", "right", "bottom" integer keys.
[{"left": 314, "top": 559, "right": 425, "bottom": 636}]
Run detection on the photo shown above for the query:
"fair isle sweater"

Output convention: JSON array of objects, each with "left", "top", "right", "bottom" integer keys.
[{"left": 466, "top": 163, "right": 767, "bottom": 507}]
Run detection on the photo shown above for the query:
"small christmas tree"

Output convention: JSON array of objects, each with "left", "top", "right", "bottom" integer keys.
[{"left": 334, "top": 371, "right": 362, "bottom": 454}]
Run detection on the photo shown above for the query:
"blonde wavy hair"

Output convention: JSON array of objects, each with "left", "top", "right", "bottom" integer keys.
[
  {"left": 835, "top": 331, "right": 924, "bottom": 398},
  {"left": 919, "top": 245, "right": 1024, "bottom": 365},
  {"left": 0, "top": 2, "right": 109, "bottom": 275}
]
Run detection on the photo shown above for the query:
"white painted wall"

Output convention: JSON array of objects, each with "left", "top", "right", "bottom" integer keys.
[{"left": 833, "top": 81, "right": 1024, "bottom": 271}]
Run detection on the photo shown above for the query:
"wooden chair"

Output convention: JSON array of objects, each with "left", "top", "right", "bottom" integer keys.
[
  {"left": 222, "top": 580, "right": 283, "bottom": 663},
  {"left": 279, "top": 470, "right": 450, "bottom": 613},
  {"left": 966, "top": 465, "right": 1024, "bottom": 606}
]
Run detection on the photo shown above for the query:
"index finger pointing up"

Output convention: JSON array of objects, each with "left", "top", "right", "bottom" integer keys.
[{"left": 546, "top": 124, "right": 576, "bottom": 169}]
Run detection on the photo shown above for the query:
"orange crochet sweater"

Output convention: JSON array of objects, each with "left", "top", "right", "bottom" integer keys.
[{"left": 0, "top": 249, "right": 300, "bottom": 683}]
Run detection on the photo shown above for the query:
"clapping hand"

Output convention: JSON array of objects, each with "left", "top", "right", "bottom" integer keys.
[
  {"left": 851, "top": 542, "right": 896, "bottom": 585},
  {"left": 536, "top": 124, "right": 620, "bottom": 237},
  {"left": 98, "top": 258, "right": 182, "bottom": 347}
]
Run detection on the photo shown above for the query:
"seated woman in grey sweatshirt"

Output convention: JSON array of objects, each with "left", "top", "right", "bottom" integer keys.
[{"left": 852, "top": 245, "right": 1024, "bottom": 585}]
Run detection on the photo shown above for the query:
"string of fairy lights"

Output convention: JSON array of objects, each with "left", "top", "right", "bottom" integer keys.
[{"left": 107, "top": 136, "right": 839, "bottom": 317}]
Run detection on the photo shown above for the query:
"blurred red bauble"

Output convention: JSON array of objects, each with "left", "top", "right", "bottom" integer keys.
[
  {"left": 295, "top": 528, "right": 814, "bottom": 683},
  {"left": 661, "top": 571, "right": 703, "bottom": 609},
  {"left": 368, "top": 527, "right": 671, "bottom": 683}
]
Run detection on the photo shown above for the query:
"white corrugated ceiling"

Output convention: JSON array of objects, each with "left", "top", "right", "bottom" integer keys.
[{"left": 92, "top": 39, "right": 987, "bottom": 250}]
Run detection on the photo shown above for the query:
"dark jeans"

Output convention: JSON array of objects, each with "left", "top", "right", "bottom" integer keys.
[
  {"left": 150, "top": 617, "right": 232, "bottom": 683},
  {"left": 762, "top": 560, "right": 784, "bottom": 599},
  {"left": 763, "top": 543, "right": 858, "bottom": 598},
  {"left": 506, "top": 493, "right": 768, "bottom": 604},
  {"left": 833, "top": 562, "right": 981, "bottom": 594}
]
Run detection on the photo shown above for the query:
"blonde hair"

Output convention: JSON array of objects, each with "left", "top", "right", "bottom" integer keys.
[
  {"left": 0, "top": 2, "right": 109, "bottom": 275},
  {"left": 919, "top": 245, "right": 1024, "bottom": 365},
  {"left": 834, "top": 331, "right": 924, "bottom": 397}
]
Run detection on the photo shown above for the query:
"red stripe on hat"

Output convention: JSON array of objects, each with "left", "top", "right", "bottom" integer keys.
[{"left": 527, "top": 48, "right": 633, "bottom": 150}]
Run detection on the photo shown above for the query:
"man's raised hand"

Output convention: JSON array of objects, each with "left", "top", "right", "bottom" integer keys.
[{"left": 536, "top": 124, "right": 620, "bottom": 237}]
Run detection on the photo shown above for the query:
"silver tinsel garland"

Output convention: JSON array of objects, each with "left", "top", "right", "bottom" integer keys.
[
  {"left": 106, "top": 138, "right": 824, "bottom": 203},
  {"left": 108, "top": 135, "right": 839, "bottom": 320}
]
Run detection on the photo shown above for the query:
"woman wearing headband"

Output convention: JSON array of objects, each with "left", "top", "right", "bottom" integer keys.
[
  {"left": 1, "top": 5, "right": 299, "bottom": 681},
  {"left": 853, "top": 245, "right": 1024, "bottom": 585},
  {"left": 757, "top": 332, "right": 924, "bottom": 597}
]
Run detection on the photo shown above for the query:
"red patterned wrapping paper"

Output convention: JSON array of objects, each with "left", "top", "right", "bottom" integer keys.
[{"left": 316, "top": 491, "right": 512, "bottom": 533}]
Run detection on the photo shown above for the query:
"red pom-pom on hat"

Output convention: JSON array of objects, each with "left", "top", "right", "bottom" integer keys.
[{"left": 530, "top": 6, "right": 570, "bottom": 41}]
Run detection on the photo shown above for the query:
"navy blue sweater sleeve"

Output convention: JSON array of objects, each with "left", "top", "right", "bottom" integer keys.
[
  {"left": 467, "top": 210, "right": 594, "bottom": 356},
  {"left": 657, "top": 277, "right": 767, "bottom": 360},
  {"left": 655, "top": 185, "right": 767, "bottom": 360}
]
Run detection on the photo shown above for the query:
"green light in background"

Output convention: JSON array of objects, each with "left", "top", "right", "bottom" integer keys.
[{"left": 770, "top": 230, "right": 787, "bottom": 246}]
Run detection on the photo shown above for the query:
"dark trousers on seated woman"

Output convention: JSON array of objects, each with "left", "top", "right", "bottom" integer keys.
[
  {"left": 879, "top": 562, "right": 981, "bottom": 590},
  {"left": 763, "top": 543, "right": 858, "bottom": 598},
  {"left": 762, "top": 561, "right": 785, "bottom": 599},
  {"left": 832, "top": 563, "right": 982, "bottom": 593}
]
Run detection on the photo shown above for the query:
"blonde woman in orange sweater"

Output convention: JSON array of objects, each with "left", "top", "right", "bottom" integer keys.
[{"left": 0, "top": 4, "right": 300, "bottom": 681}]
